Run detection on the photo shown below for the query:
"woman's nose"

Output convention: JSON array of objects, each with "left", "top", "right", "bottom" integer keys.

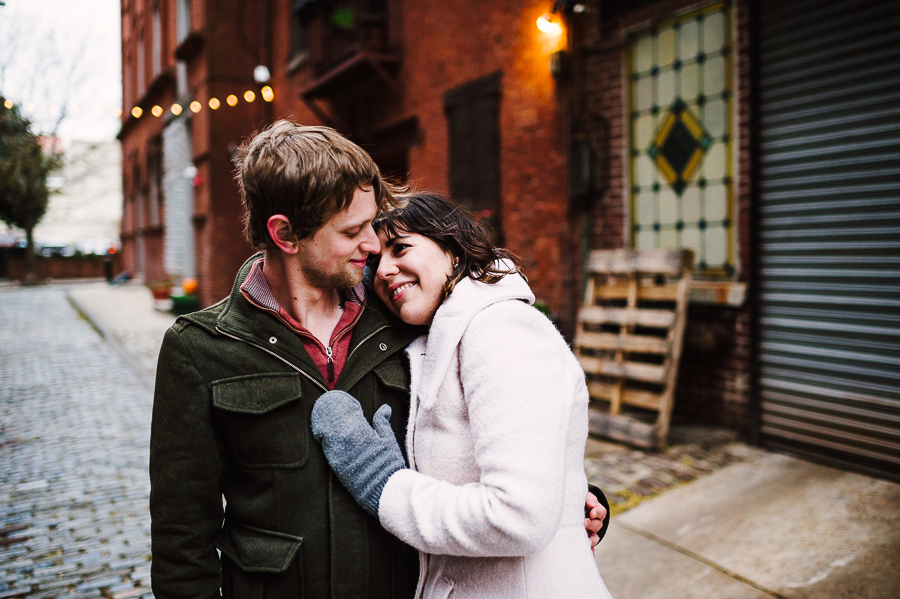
[{"left": 377, "top": 255, "right": 398, "bottom": 280}]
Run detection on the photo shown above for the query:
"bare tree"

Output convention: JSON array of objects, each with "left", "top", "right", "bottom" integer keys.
[
  {"left": 0, "top": 8, "right": 102, "bottom": 138},
  {"left": 0, "top": 5, "right": 108, "bottom": 280}
]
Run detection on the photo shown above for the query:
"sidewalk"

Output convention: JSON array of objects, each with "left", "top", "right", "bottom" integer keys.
[
  {"left": 60, "top": 279, "right": 900, "bottom": 599},
  {"left": 66, "top": 280, "right": 175, "bottom": 388}
]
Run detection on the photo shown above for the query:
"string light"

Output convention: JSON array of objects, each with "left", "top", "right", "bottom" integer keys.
[
  {"left": 3, "top": 99, "right": 13, "bottom": 109},
  {"left": 117, "top": 85, "right": 277, "bottom": 120}
]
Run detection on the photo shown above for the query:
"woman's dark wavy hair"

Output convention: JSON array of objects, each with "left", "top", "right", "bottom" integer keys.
[{"left": 372, "top": 191, "right": 525, "bottom": 300}]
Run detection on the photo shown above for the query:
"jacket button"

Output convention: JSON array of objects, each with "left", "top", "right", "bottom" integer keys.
[
  {"left": 379, "top": 343, "right": 387, "bottom": 351},
  {"left": 269, "top": 336, "right": 277, "bottom": 344}
]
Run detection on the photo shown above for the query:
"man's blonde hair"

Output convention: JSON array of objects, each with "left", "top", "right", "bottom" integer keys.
[{"left": 233, "top": 120, "right": 404, "bottom": 249}]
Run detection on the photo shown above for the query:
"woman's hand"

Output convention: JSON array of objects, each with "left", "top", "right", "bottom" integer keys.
[{"left": 311, "top": 390, "right": 407, "bottom": 517}]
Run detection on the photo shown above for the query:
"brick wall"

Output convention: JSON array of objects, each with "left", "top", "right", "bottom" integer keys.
[{"left": 5, "top": 254, "right": 125, "bottom": 281}]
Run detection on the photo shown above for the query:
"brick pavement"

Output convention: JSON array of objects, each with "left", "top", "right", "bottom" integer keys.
[{"left": 0, "top": 287, "right": 154, "bottom": 599}]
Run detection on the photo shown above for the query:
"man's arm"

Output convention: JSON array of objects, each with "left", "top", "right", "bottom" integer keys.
[{"left": 150, "top": 326, "right": 224, "bottom": 599}]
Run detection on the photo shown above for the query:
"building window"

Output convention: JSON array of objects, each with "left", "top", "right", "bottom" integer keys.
[
  {"left": 136, "top": 30, "right": 146, "bottom": 97},
  {"left": 292, "top": 0, "right": 316, "bottom": 56},
  {"left": 148, "top": 142, "right": 162, "bottom": 226},
  {"left": 628, "top": 3, "right": 733, "bottom": 274},
  {"left": 444, "top": 72, "right": 502, "bottom": 236},
  {"left": 152, "top": 4, "right": 162, "bottom": 76},
  {"left": 177, "top": 0, "right": 191, "bottom": 42},
  {"left": 124, "top": 52, "right": 133, "bottom": 109}
]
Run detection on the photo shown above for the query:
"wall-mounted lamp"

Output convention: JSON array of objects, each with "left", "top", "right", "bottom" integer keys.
[{"left": 536, "top": 13, "right": 563, "bottom": 36}]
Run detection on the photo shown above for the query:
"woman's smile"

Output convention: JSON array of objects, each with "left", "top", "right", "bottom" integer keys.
[{"left": 374, "top": 231, "right": 454, "bottom": 326}]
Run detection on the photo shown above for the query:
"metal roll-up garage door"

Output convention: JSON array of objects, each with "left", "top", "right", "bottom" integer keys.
[{"left": 757, "top": 0, "right": 900, "bottom": 479}]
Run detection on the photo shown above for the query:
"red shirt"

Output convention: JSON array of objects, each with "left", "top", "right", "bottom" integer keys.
[{"left": 240, "top": 257, "right": 365, "bottom": 389}]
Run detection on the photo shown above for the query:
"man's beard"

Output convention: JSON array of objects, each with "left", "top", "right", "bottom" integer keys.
[{"left": 301, "top": 260, "right": 363, "bottom": 290}]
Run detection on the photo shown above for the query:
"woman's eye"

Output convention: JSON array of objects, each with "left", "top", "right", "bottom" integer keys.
[{"left": 393, "top": 243, "right": 410, "bottom": 255}]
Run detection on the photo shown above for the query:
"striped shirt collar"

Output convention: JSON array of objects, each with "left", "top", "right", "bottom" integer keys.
[{"left": 240, "top": 256, "right": 366, "bottom": 317}]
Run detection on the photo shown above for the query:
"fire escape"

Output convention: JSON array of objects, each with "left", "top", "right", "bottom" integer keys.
[{"left": 296, "top": 0, "right": 414, "bottom": 176}]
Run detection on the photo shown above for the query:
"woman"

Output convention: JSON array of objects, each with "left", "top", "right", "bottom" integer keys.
[{"left": 312, "top": 192, "right": 612, "bottom": 599}]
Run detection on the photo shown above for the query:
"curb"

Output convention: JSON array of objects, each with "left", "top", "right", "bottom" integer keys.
[{"left": 65, "top": 289, "right": 157, "bottom": 392}]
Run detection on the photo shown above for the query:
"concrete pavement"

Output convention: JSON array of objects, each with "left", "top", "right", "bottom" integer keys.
[
  {"left": 13, "top": 279, "right": 900, "bottom": 598},
  {"left": 595, "top": 452, "right": 900, "bottom": 598}
]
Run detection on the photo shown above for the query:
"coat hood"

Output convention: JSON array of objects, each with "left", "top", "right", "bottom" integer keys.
[{"left": 414, "top": 262, "right": 535, "bottom": 409}]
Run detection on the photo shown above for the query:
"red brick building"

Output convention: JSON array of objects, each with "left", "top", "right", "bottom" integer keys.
[{"left": 119, "top": 0, "right": 900, "bottom": 477}]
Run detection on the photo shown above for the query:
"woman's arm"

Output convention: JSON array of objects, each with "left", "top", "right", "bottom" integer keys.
[{"left": 379, "top": 301, "right": 583, "bottom": 557}]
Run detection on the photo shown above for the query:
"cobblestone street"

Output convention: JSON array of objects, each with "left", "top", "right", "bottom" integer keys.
[{"left": 0, "top": 287, "right": 154, "bottom": 599}]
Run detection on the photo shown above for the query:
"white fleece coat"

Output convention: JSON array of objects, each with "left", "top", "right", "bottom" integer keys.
[{"left": 378, "top": 271, "right": 613, "bottom": 599}]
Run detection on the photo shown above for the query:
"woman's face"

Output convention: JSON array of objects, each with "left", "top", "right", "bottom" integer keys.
[{"left": 374, "top": 230, "right": 455, "bottom": 326}]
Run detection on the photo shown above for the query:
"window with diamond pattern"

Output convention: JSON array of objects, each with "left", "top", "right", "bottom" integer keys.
[{"left": 629, "top": 3, "right": 733, "bottom": 274}]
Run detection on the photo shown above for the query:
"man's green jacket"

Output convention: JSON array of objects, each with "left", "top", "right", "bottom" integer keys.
[{"left": 150, "top": 254, "right": 423, "bottom": 599}]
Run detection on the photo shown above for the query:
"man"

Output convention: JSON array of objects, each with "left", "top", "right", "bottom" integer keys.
[
  {"left": 149, "top": 121, "right": 606, "bottom": 599},
  {"left": 150, "top": 121, "right": 423, "bottom": 598}
]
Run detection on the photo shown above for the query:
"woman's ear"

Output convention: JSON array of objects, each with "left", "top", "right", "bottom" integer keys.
[{"left": 266, "top": 215, "right": 299, "bottom": 254}]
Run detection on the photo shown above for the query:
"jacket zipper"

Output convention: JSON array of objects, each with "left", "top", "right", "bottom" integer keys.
[
  {"left": 215, "top": 326, "right": 328, "bottom": 392},
  {"left": 325, "top": 346, "right": 335, "bottom": 383}
]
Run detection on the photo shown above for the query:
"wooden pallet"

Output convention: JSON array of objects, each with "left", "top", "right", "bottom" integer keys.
[{"left": 574, "top": 249, "right": 694, "bottom": 450}]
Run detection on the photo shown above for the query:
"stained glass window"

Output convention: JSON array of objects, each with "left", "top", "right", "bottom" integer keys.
[{"left": 629, "top": 3, "right": 734, "bottom": 274}]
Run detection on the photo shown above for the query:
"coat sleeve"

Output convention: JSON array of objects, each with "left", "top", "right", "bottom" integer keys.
[
  {"left": 150, "top": 325, "right": 224, "bottom": 598},
  {"left": 378, "top": 301, "right": 583, "bottom": 557}
]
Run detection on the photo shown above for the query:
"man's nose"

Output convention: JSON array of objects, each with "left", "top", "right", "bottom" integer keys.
[{"left": 360, "top": 225, "right": 380, "bottom": 254}]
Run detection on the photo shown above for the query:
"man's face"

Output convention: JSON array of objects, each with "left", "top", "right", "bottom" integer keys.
[{"left": 295, "top": 187, "right": 380, "bottom": 290}]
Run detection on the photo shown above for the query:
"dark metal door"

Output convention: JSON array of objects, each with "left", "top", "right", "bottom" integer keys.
[{"left": 757, "top": 0, "right": 900, "bottom": 478}]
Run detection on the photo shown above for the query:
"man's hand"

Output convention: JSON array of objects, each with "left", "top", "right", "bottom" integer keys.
[{"left": 584, "top": 486, "right": 611, "bottom": 552}]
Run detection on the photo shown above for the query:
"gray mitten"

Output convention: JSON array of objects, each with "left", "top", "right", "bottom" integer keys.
[{"left": 311, "top": 390, "right": 406, "bottom": 517}]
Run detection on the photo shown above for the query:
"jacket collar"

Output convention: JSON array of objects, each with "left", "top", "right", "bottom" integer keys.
[
  {"left": 416, "top": 264, "right": 534, "bottom": 409},
  {"left": 211, "top": 252, "right": 423, "bottom": 389}
]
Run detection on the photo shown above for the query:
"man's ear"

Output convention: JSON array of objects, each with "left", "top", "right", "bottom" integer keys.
[{"left": 266, "top": 215, "right": 299, "bottom": 254}]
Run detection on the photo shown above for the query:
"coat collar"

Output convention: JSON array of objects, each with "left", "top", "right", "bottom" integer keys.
[
  {"left": 415, "top": 264, "right": 534, "bottom": 409},
  {"left": 191, "top": 252, "right": 423, "bottom": 389}
]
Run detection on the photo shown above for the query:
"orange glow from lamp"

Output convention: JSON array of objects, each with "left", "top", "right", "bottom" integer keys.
[
  {"left": 151, "top": 105, "right": 163, "bottom": 117},
  {"left": 131, "top": 106, "right": 143, "bottom": 118},
  {"left": 261, "top": 86, "right": 274, "bottom": 102},
  {"left": 208, "top": 97, "right": 221, "bottom": 110},
  {"left": 170, "top": 103, "right": 183, "bottom": 116},
  {"left": 226, "top": 94, "right": 238, "bottom": 106},
  {"left": 244, "top": 90, "right": 256, "bottom": 103},
  {"left": 190, "top": 101, "right": 202, "bottom": 113}
]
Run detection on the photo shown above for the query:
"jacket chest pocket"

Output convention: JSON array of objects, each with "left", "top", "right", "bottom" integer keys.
[{"left": 213, "top": 373, "right": 308, "bottom": 468}]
